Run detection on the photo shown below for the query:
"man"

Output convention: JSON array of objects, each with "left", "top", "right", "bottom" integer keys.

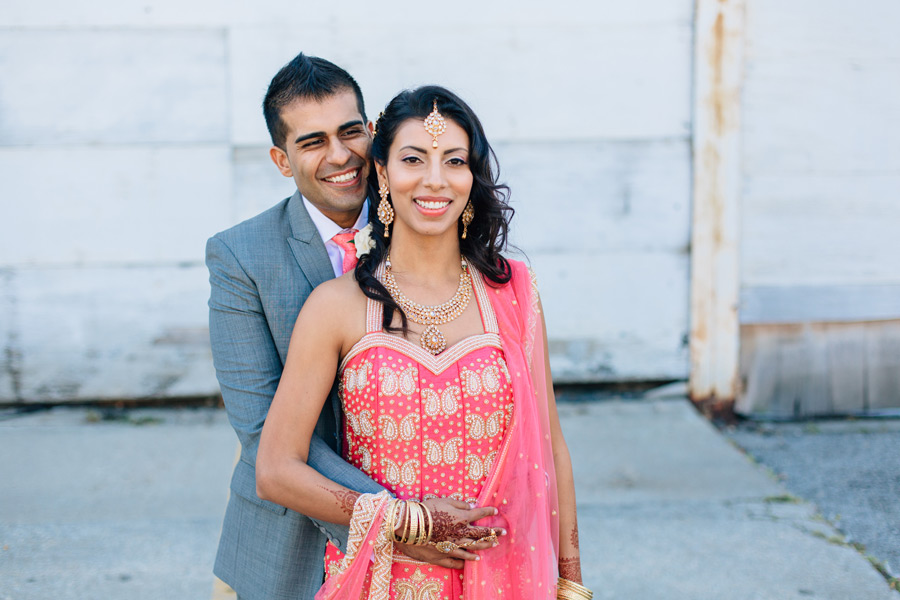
[{"left": 207, "top": 53, "right": 493, "bottom": 600}]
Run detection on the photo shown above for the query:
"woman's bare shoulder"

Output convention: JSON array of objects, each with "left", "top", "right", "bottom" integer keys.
[
  {"left": 300, "top": 273, "right": 369, "bottom": 349},
  {"left": 302, "top": 273, "right": 365, "bottom": 313}
]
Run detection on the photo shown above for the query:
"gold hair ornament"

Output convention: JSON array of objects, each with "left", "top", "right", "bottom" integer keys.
[{"left": 423, "top": 99, "right": 447, "bottom": 148}]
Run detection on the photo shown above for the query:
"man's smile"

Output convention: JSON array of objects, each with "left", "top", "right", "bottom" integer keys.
[{"left": 323, "top": 168, "right": 360, "bottom": 184}]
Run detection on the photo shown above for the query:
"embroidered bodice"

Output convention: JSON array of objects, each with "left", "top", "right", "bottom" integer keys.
[{"left": 338, "top": 266, "right": 514, "bottom": 504}]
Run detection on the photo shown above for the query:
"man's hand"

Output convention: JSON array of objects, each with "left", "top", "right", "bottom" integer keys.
[{"left": 396, "top": 498, "right": 505, "bottom": 569}]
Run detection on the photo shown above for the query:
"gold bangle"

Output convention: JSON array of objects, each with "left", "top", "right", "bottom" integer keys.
[
  {"left": 400, "top": 501, "right": 411, "bottom": 544},
  {"left": 407, "top": 501, "right": 420, "bottom": 546},
  {"left": 415, "top": 503, "right": 428, "bottom": 545},
  {"left": 411, "top": 502, "right": 423, "bottom": 545},
  {"left": 557, "top": 577, "right": 593, "bottom": 600},
  {"left": 420, "top": 502, "right": 433, "bottom": 545},
  {"left": 387, "top": 500, "right": 402, "bottom": 542}
]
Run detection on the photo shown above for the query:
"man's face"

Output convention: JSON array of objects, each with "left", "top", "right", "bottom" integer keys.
[{"left": 270, "top": 90, "right": 372, "bottom": 228}]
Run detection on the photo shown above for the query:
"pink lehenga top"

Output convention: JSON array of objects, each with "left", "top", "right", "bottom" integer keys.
[{"left": 324, "top": 265, "right": 514, "bottom": 599}]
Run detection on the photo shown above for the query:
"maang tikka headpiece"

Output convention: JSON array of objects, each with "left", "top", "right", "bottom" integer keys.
[{"left": 423, "top": 99, "right": 447, "bottom": 148}]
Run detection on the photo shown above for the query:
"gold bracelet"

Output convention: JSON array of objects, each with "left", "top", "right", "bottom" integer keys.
[
  {"left": 410, "top": 502, "right": 423, "bottom": 545},
  {"left": 557, "top": 577, "right": 593, "bottom": 600},
  {"left": 420, "top": 501, "right": 433, "bottom": 545},
  {"left": 407, "top": 501, "right": 420, "bottom": 545},
  {"left": 414, "top": 502, "right": 428, "bottom": 545},
  {"left": 400, "top": 501, "right": 411, "bottom": 544}
]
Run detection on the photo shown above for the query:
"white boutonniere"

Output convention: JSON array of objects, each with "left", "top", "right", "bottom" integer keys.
[{"left": 353, "top": 223, "right": 376, "bottom": 258}]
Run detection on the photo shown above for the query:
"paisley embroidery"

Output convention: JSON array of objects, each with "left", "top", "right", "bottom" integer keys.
[
  {"left": 393, "top": 567, "right": 442, "bottom": 600},
  {"left": 379, "top": 367, "right": 399, "bottom": 396},
  {"left": 379, "top": 415, "right": 398, "bottom": 441},
  {"left": 423, "top": 386, "right": 460, "bottom": 417},
  {"left": 423, "top": 437, "right": 462, "bottom": 466},
  {"left": 462, "top": 369, "right": 481, "bottom": 396},
  {"left": 382, "top": 458, "right": 401, "bottom": 486},
  {"left": 400, "top": 459, "right": 420, "bottom": 487},
  {"left": 506, "top": 401, "right": 515, "bottom": 426},
  {"left": 359, "top": 410, "right": 376, "bottom": 437},
  {"left": 400, "top": 413, "right": 420, "bottom": 441},
  {"left": 344, "top": 368, "right": 357, "bottom": 394},
  {"left": 466, "top": 454, "right": 484, "bottom": 481},
  {"left": 465, "top": 413, "right": 485, "bottom": 439},
  {"left": 424, "top": 439, "right": 442, "bottom": 466},
  {"left": 497, "top": 356, "right": 512, "bottom": 384},
  {"left": 346, "top": 412, "right": 360, "bottom": 436},
  {"left": 399, "top": 366, "right": 417, "bottom": 396},
  {"left": 442, "top": 385, "right": 460, "bottom": 415},
  {"left": 486, "top": 410, "right": 505, "bottom": 438},
  {"left": 422, "top": 388, "right": 441, "bottom": 417},
  {"left": 360, "top": 447, "right": 372, "bottom": 472},
  {"left": 482, "top": 365, "right": 501, "bottom": 393},
  {"left": 357, "top": 360, "right": 371, "bottom": 387},
  {"left": 484, "top": 450, "right": 498, "bottom": 475}
]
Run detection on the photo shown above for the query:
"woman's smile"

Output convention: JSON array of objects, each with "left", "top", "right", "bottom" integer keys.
[{"left": 414, "top": 196, "right": 452, "bottom": 215}]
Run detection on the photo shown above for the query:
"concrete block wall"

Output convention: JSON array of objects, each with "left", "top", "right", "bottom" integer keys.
[{"left": 1, "top": 1, "right": 694, "bottom": 402}]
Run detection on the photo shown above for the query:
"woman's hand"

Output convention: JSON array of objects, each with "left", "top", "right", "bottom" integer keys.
[{"left": 395, "top": 497, "right": 504, "bottom": 568}]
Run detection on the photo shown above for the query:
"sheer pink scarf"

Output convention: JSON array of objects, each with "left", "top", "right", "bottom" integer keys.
[{"left": 316, "top": 259, "right": 560, "bottom": 600}]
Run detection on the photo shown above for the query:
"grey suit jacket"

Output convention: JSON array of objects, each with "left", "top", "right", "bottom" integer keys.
[{"left": 207, "top": 191, "right": 384, "bottom": 600}]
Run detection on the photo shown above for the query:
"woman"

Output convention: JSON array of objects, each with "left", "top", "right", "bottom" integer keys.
[{"left": 257, "top": 86, "right": 590, "bottom": 600}]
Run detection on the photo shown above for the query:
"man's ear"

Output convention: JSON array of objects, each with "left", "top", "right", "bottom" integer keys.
[
  {"left": 367, "top": 121, "right": 375, "bottom": 136},
  {"left": 269, "top": 146, "right": 293, "bottom": 178}
]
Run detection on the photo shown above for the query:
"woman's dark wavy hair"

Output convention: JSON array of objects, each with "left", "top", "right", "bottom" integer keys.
[{"left": 355, "top": 85, "right": 513, "bottom": 333}]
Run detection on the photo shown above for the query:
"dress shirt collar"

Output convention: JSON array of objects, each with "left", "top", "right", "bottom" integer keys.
[{"left": 302, "top": 195, "right": 369, "bottom": 243}]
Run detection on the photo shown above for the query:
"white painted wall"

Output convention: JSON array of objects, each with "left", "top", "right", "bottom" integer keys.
[
  {"left": 740, "top": 0, "right": 900, "bottom": 319},
  {"left": 1, "top": 1, "right": 695, "bottom": 401}
]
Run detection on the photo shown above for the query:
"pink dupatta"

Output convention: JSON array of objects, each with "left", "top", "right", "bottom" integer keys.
[{"left": 316, "top": 259, "right": 560, "bottom": 600}]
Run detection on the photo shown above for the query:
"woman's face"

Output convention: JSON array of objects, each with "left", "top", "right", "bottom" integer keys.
[{"left": 377, "top": 117, "right": 473, "bottom": 239}]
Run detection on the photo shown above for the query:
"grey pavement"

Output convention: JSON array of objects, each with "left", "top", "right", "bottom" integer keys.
[
  {"left": 725, "top": 418, "right": 900, "bottom": 582},
  {"left": 1, "top": 399, "right": 897, "bottom": 600}
]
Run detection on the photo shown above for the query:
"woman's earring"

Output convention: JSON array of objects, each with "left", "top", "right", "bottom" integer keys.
[
  {"left": 377, "top": 181, "right": 394, "bottom": 238},
  {"left": 461, "top": 201, "right": 474, "bottom": 239}
]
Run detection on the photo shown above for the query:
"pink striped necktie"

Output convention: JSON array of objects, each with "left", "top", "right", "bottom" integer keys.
[{"left": 331, "top": 229, "right": 359, "bottom": 274}]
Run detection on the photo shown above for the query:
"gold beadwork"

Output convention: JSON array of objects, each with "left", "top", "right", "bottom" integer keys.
[
  {"left": 461, "top": 201, "right": 474, "bottom": 239},
  {"left": 382, "top": 255, "right": 471, "bottom": 355},
  {"left": 423, "top": 99, "right": 447, "bottom": 148},
  {"left": 377, "top": 181, "right": 394, "bottom": 237}
]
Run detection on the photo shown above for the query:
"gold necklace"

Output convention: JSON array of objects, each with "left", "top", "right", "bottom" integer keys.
[{"left": 382, "top": 254, "right": 472, "bottom": 355}]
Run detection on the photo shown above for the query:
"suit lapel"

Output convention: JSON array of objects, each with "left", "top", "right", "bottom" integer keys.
[{"left": 286, "top": 191, "right": 335, "bottom": 289}]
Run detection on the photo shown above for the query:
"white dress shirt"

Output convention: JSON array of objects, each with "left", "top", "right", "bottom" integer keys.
[{"left": 302, "top": 196, "right": 369, "bottom": 278}]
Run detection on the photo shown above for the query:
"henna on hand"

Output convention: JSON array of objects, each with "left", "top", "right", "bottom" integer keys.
[
  {"left": 318, "top": 485, "right": 360, "bottom": 517},
  {"left": 570, "top": 526, "right": 580, "bottom": 550},
  {"left": 430, "top": 508, "right": 473, "bottom": 542},
  {"left": 559, "top": 556, "right": 582, "bottom": 583}
]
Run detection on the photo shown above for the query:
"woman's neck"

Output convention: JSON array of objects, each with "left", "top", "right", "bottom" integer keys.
[{"left": 386, "top": 229, "right": 462, "bottom": 287}]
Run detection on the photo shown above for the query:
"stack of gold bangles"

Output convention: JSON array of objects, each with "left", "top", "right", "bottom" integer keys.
[
  {"left": 557, "top": 577, "right": 593, "bottom": 600},
  {"left": 387, "top": 500, "right": 433, "bottom": 546},
  {"left": 386, "top": 499, "right": 500, "bottom": 553}
]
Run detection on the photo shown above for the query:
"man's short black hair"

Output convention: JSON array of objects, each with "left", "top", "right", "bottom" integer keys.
[{"left": 263, "top": 53, "right": 366, "bottom": 149}]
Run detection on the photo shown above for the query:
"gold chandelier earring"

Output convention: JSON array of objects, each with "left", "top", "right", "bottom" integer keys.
[
  {"left": 377, "top": 180, "right": 394, "bottom": 237},
  {"left": 460, "top": 201, "right": 474, "bottom": 239}
]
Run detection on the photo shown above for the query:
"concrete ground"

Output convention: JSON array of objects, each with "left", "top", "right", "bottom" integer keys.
[
  {"left": 725, "top": 418, "right": 900, "bottom": 582},
  {"left": 1, "top": 398, "right": 897, "bottom": 600}
]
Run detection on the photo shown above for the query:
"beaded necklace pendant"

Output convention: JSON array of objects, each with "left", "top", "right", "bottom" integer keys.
[{"left": 383, "top": 256, "right": 471, "bottom": 355}]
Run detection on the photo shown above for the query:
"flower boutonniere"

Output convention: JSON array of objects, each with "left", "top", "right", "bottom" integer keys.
[{"left": 353, "top": 223, "right": 376, "bottom": 258}]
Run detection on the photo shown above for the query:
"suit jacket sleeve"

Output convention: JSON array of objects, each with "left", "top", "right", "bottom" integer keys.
[{"left": 206, "top": 235, "right": 384, "bottom": 551}]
